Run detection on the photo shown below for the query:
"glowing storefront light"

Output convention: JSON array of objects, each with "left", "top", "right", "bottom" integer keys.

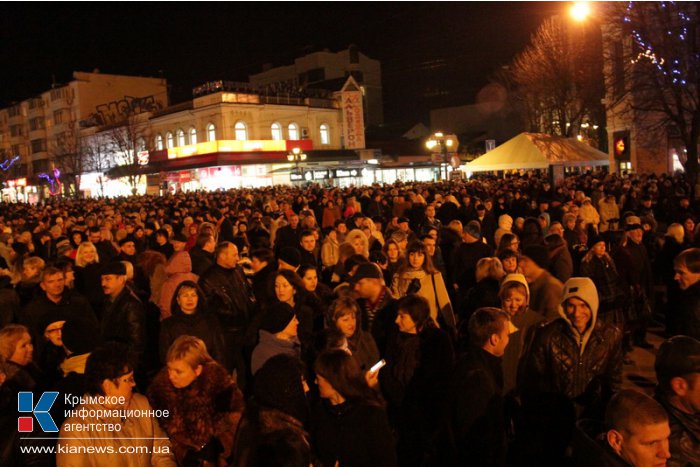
[{"left": 167, "top": 140, "right": 308, "bottom": 159}]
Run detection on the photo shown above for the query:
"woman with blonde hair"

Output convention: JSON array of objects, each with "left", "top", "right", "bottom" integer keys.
[
  {"left": 0, "top": 324, "right": 42, "bottom": 392},
  {"left": 74, "top": 242, "right": 105, "bottom": 313},
  {"left": 148, "top": 335, "right": 244, "bottom": 465},
  {"left": 344, "top": 229, "right": 370, "bottom": 259}
]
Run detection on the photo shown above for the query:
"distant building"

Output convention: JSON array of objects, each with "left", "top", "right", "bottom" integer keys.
[
  {"left": 249, "top": 45, "right": 383, "bottom": 127},
  {"left": 0, "top": 71, "right": 167, "bottom": 201}
]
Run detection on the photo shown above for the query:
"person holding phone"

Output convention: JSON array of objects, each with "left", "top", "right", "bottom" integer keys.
[{"left": 311, "top": 349, "right": 396, "bottom": 467}]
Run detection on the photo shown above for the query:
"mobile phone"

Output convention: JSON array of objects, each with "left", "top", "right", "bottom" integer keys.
[{"left": 369, "top": 359, "right": 386, "bottom": 373}]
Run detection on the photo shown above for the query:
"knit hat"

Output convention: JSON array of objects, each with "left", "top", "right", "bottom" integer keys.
[
  {"left": 464, "top": 220, "right": 481, "bottom": 240},
  {"left": 171, "top": 232, "right": 188, "bottom": 243},
  {"left": 351, "top": 262, "right": 383, "bottom": 283},
  {"left": 589, "top": 235, "right": 605, "bottom": 247},
  {"left": 56, "top": 239, "right": 73, "bottom": 255},
  {"left": 522, "top": 244, "right": 550, "bottom": 270},
  {"left": 625, "top": 215, "right": 642, "bottom": 231},
  {"left": 118, "top": 236, "right": 136, "bottom": 247},
  {"left": 561, "top": 277, "right": 599, "bottom": 316},
  {"left": 655, "top": 336, "right": 700, "bottom": 387},
  {"left": 262, "top": 302, "right": 296, "bottom": 334},
  {"left": 62, "top": 318, "right": 102, "bottom": 355},
  {"left": 101, "top": 261, "right": 126, "bottom": 276},
  {"left": 277, "top": 247, "right": 301, "bottom": 268}
]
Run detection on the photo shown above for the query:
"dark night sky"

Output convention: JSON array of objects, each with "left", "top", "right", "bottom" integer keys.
[{"left": 1, "top": 2, "right": 565, "bottom": 124}]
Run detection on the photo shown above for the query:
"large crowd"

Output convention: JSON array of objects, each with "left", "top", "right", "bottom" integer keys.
[{"left": 0, "top": 170, "right": 698, "bottom": 467}]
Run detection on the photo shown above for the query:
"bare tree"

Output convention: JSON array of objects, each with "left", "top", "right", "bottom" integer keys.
[
  {"left": 507, "top": 15, "right": 605, "bottom": 144},
  {"left": 80, "top": 131, "right": 112, "bottom": 197},
  {"left": 606, "top": 2, "right": 700, "bottom": 183},
  {"left": 102, "top": 112, "right": 152, "bottom": 195}
]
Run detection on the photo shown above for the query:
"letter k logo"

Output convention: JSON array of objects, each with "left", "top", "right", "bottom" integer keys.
[{"left": 18, "top": 392, "right": 59, "bottom": 433}]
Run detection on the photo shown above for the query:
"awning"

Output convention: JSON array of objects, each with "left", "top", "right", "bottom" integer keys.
[{"left": 467, "top": 132, "right": 610, "bottom": 172}]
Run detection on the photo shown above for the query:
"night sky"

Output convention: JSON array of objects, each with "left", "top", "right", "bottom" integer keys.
[{"left": 1, "top": 2, "right": 565, "bottom": 125}]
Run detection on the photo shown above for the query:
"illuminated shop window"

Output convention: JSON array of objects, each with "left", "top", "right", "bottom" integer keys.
[
  {"left": 235, "top": 121, "right": 248, "bottom": 140},
  {"left": 166, "top": 132, "right": 174, "bottom": 149},
  {"left": 189, "top": 127, "right": 197, "bottom": 145},
  {"left": 320, "top": 124, "right": 330, "bottom": 145},
  {"left": 207, "top": 123, "right": 216, "bottom": 142},
  {"left": 177, "top": 129, "right": 186, "bottom": 147},
  {"left": 155, "top": 134, "right": 163, "bottom": 150}
]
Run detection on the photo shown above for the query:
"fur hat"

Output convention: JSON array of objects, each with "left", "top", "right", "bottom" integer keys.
[
  {"left": 464, "top": 220, "right": 481, "bottom": 240},
  {"left": 101, "top": 261, "right": 126, "bottom": 276}
]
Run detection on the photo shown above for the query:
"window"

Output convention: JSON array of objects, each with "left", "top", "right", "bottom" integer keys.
[
  {"left": 31, "top": 139, "right": 46, "bottom": 154},
  {"left": 50, "top": 88, "right": 65, "bottom": 101},
  {"left": 189, "top": 127, "right": 197, "bottom": 145},
  {"left": 177, "top": 129, "right": 186, "bottom": 147},
  {"left": 155, "top": 134, "right": 164, "bottom": 150},
  {"left": 288, "top": 123, "right": 299, "bottom": 140},
  {"left": 8, "top": 106, "right": 21, "bottom": 118},
  {"left": 234, "top": 121, "right": 248, "bottom": 140},
  {"left": 271, "top": 122, "right": 283, "bottom": 141},
  {"left": 29, "top": 118, "right": 45, "bottom": 131},
  {"left": 166, "top": 132, "right": 174, "bottom": 149},
  {"left": 10, "top": 125, "right": 23, "bottom": 137},
  {"left": 54, "top": 110, "right": 63, "bottom": 124},
  {"left": 206, "top": 123, "right": 216, "bottom": 141},
  {"left": 319, "top": 124, "right": 330, "bottom": 145}
]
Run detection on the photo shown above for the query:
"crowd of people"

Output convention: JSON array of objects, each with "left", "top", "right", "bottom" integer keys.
[{"left": 0, "top": 170, "right": 698, "bottom": 466}]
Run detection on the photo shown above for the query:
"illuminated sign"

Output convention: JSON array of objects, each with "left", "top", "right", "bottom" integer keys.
[
  {"left": 7, "top": 178, "right": 27, "bottom": 188},
  {"left": 137, "top": 150, "right": 150, "bottom": 165},
  {"left": 342, "top": 91, "right": 366, "bottom": 150},
  {"left": 167, "top": 140, "right": 314, "bottom": 159},
  {"left": 333, "top": 168, "right": 359, "bottom": 178},
  {"left": 290, "top": 172, "right": 305, "bottom": 181},
  {"left": 313, "top": 170, "right": 330, "bottom": 180}
]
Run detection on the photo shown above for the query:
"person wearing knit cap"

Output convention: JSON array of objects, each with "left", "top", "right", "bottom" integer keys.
[
  {"left": 250, "top": 302, "right": 301, "bottom": 375},
  {"left": 520, "top": 244, "right": 564, "bottom": 321},
  {"left": 277, "top": 246, "right": 301, "bottom": 272},
  {"left": 519, "top": 277, "right": 623, "bottom": 439},
  {"left": 499, "top": 273, "right": 544, "bottom": 394}
]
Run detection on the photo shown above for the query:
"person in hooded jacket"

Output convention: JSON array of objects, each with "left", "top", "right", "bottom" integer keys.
[
  {"left": 158, "top": 250, "right": 199, "bottom": 320},
  {"left": 545, "top": 233, "right": 574, "bottom": 283},
  {"left": 494, "top": 214, "right": 514, "bottom": 248},
  {"left": 515, "top": 277, "right": 623, "bottom": 466},
  {"left": 159, "top": 280, "right": 226, "bottom": 366}
]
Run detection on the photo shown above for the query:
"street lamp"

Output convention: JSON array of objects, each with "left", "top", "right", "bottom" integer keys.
[
  {"left": 287, "top": 147, "right": 307, "bottom": 182},
  {"left": 426, "top": 132, "right": 456, "bottom": 180},
  {"left": 569, "top": 1, "right": 591, "bottom": 22}
]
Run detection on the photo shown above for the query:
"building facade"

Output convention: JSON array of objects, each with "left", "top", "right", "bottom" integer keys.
[
  {"left": 249, "top": 45, "right": 383, "bottom": 127},
  {"left": 0, "top": 71, "right": 167, "bottom": 202}
]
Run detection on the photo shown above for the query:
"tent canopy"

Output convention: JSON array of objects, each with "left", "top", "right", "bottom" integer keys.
[{"left": 467, "top": 132, "right": 610, "bottom": 172}]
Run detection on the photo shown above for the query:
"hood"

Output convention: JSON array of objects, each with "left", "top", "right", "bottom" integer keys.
[
  {"left": 165, "top": 251, "right": 192, "bottom": 275},
  {"left": 498, "top": 214, "right": 513, "bottom": 231},
  {"left": 500, "top": 273, "right": 530, "bottom": 302},
  {"left": 558, "top": 277, "right": 599, "bottom": 353}
]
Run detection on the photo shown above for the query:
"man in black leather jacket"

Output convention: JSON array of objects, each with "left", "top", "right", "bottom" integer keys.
[
  {"left": 99, "top": 261, "right": 147, "bottom": 373},
  {"left": 199, "top": 241, "right": 254, "bottom": 388}
]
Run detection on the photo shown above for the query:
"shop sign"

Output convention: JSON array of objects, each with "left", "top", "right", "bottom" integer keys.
[
  {"left": 313, "top": 170, "right": 330, "bottom": 180},
  {"left": 7, "top": 178, "right": 27, "bottom": 188},
  {"left": 290, "top": 172, "right": 305, "bottom": 181},
  {"left": 341, "top": 77, "right": 366, "bottom": 150},
  {"left": 333, "top": 168, "right": 360, "bottom": 178},
  {"left": 137, "top": 150, "right": 150, "bottom": 165}
]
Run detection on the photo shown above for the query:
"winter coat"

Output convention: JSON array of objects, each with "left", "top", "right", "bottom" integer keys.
[
  {"left": 147, "top": 363, "right": 245, "bottom": 464},
  {"left": 57, "top": 393, "right": 176, "bottom": 467},
  {"left": 101, "top": 286, "right": 147, "bottom": 361},
  {"left": 598, "top": 200, "right": 620, "bottom": 233},
  {"left": 159, "top": 308, "right": 226, "bottom": 365},
  {"left": 158, "top": 251, "right": 198, "bottom": 320},
  {"left": 571, "top": 419, "right": 631, "bottom": 467},
  {"left": 450, "top": 240, "right": 493, "bottom": 291},
  {"left": 321, "top": 236, "right": 340, "bottom": 268},
  {"left": 188, "top": 246, "right": 214, "bottom": 277},
  {"left": 381, "top": 327, "right": 454, "bottom": 464},
  {"left": 250, "top": 330, "right": 301, "bottom": 375},
  {"left": 0, "top": 275, "right": 19, "bottom": 326},
  {"left": 199, "top": 264, "right": 253, "bottom": 332},
  {"left": 391, "top": 269, "right": 455, "bottom": 330},
  {"left": 579, "top": 203, "right": 600, "bottom": 231},
  {"left": 311, "top": 400, "right": 396, "bottom": 467},
  {"left": 74, "top": 262, "right": 105, "bottom": 316},
  {"left": 528, "top": 271, "right": 564, "bottom": 322},
  {"left": 502, "top": 308, "right": 545, "bottom": 395},
  {"left": 656, "top": 389, "right": 700, "bottom": 467},
  {"left": 676, "top": 280, "right": 700, "bottom": 340},
  {"left": 494, "top": 214, "right": 513, "bottom": 247},
  {"left": 518, "top": 303, "right": 623, "bottom": 415},
  {"left": 547, "top": 237, "right": 574, "bottom": 283},
  {"left": 580, "top": 254, "right": 628, "bottom": 319},
  {"left": 442, "top": 346, "right": 506, "bottom": 467}
]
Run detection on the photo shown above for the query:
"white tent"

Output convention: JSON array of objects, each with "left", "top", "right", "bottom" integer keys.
[{"left": 466, "top": 132, "right": 610, "bottom": 172}]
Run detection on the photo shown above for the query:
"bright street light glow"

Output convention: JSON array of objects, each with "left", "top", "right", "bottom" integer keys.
[{"left": 570, "top": 2, "right": 591, "bottom": 22}]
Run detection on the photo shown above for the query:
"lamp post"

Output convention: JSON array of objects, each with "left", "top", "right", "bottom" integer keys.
[
  {"left": 426, "top": 132, "right": 456, "bottom": 181},
  {"left": 287, "top": 147, "right": 307, "bottom": 182}
]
